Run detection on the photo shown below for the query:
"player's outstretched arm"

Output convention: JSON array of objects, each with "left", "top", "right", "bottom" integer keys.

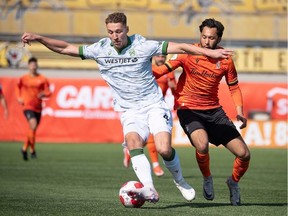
[
  {"left": 21, "top": 32, "right": 79, "bottom": 57},
  {"left": 167, "top": 42, "right": 233, "bottom": 59}
]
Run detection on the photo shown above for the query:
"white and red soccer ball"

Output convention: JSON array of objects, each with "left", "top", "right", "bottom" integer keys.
[{"left": 119, "top": 181, "right": 145, "bottom": 208}]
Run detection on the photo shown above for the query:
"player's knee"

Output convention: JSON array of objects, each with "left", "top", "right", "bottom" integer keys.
[
  {"left": 238, "top": 147, "right": 251, "bottom": 161},
  {"left": 243, "top": 149, "right": 251, "bottom": 161},
  {"left": 194, "top": 143, "right": 209, "bottom": 154},
  {"left": 157, "top": 146, "right": 171, "bottom": 158}
]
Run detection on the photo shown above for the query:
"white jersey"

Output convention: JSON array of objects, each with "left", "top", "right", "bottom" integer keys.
[{"left": 79, "top": 34, "right": 168, "bottom": 111}]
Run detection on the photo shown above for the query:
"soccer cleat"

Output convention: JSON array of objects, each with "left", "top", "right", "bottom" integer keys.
[
  {"left": 226, "top": 176, "right": 241, "bottom": 206},
  {"left": 174, "top": 179, "right": 196, "bottom": 201},
  {"left": 31, "top": 151, "right": 37, "bottom": 159},
  {"left": 127, "top": 186, "right": 159, "bottom": 203},
  {"left": 153, "top": 165, "right": 164, "bottom": 177},
  {"left": 123, "top": 147, "right": 131, "bottom": 168},
  {"left": 203, "top": 175, "right": 214, "bottom": 200},
  {"left": 21, "top": 149, "right": 28, "bottom": 161}
]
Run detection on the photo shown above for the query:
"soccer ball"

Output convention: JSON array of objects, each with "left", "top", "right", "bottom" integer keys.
[{"left": 119, "top": 180, "right": 145, "bottom": 208}]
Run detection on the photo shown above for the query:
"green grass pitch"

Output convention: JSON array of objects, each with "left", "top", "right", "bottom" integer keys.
[{"left": 0, "top": 142, "right": 286, "bottom": 216}]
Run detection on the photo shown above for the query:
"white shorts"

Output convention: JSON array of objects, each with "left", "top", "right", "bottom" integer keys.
[{"left": 120, "top": 100, "right": 173, "bottom": 142}]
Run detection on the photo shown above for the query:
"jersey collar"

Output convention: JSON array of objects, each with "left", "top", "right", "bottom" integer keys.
[{"left": 110, "top": 36, "right": 132, "bottom": 54}]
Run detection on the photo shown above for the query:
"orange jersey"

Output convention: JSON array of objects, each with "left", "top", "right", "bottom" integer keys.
[
  {"left": 152, "top": 65, "right": 176, "bottom": 96},
  {"left": 16, "top": 73, "right": 51, "bottom": 112},
  {"left": 153, "top": 44, "right": 241, "bottom": 110}
]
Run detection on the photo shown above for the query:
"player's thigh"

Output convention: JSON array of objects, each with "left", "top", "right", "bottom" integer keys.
[
  {"left": 148, "top": 101, "right": 172, "bottom": 135},
  {"left": 120, "top": 109, "right": 150, "bottom": 146},
  {"left": 125, "top": 132, "right": 145, "bottom": 149},
  {"left": 148, "top": 101, "right": 172, "bottom": 155},
  {"left": 177, "top": 109, "right": 207, "bottom": 147},
  {"left": 153, "top": 131, "right": 171, "bottom": 156},
  {"left": 191, "top": 129, "right": 210, "bottom": 152},
  {"left": 24, "top": 110, "right": 41, "bottom": 130},
  {"left": 225, "top": 137, "right": 250, "bottom": 160}
]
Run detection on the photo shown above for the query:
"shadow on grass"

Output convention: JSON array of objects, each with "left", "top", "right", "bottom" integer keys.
[{"left": 141, "top": 202, "right": 287, "bottom": 209}]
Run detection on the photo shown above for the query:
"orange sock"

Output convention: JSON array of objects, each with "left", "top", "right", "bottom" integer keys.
[
  {"left": 196, "top": 151, "right": 211, "bottom": 177},
  {"left": 28, "top": 129, "right": 36, "bottom": 153},
  {"left": 232, "top": 157, "right": 250, "bottom": 182},
  {"left": 22, "top": 141, "right": 29, "bottom": 152},
  {"left": 147, "top": 134, "right": 159, "bottom": 166}
]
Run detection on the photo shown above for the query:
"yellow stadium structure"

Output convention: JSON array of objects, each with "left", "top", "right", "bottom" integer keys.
[{"left": 0, "top": 0, "right": 287, "bottom": 72}]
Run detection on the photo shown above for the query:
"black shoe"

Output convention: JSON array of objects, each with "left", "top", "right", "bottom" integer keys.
[
  {"left": 21, "top": 150, "right": 28, "bottom": 161},
  {"left": 31, "top": 151, "right": 37, "bottom": 159},
  {"left": 203, "top": 175, "right": 214, "bottom": 201},
  {"left": 226, "top": 176, "right": 241, "bottom": 206}
]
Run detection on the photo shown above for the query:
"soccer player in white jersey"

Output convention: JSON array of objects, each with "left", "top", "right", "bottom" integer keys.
[{"left": 21, "top": 12, "right": 233, "bottom": 203}]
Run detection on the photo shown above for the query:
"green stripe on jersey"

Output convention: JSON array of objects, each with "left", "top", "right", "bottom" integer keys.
[
  {"left": 79, "top": 46, "right": 84, "bottom": 59},
  {"left": 162, "top": 41, "right": 168, "bottom": 55}
]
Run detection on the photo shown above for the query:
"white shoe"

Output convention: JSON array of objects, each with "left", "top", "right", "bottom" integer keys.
[
  {"left": 203, "top": 175, "right": 214, "bottom": 200},
  {"left": 128, "top": 186, "right": 159, "bottom": 203},
  {"left": 174, "top": 179, "right": 196, "bottom": 201}
]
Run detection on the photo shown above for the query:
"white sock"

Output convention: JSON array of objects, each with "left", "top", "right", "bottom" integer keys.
[
  {"left": 131, "top": 154, "right": 154, "bottom": 188},
  {"left": 163, "top": 151, "right": 183, "bottom": 183}
]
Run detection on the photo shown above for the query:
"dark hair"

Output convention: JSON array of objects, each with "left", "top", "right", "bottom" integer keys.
[
  {"left": 105, "top": 12, "right": 127, "bottom": 25},
  {"left": 199, "top": 18, "right": 224, "bottom": 38},
  {"left": 28, "top": 57, "right": 37, "bottom": 64}
]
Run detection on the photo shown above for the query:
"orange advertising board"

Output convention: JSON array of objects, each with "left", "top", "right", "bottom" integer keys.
[
  {"left": 0, "top": 77, "right": 123, "bottom": 143},
  {"left": 0, "top": 77, "right": 287, "bottom": 148}
]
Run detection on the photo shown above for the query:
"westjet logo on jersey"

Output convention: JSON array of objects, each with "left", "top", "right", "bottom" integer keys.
[{"left": 104, "top": 57, "right": 138, "bottom": 64}]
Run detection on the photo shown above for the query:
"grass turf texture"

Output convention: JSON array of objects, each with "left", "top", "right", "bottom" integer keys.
[{"left": 0, "top": 142, "right": 286, "bottom": 216}]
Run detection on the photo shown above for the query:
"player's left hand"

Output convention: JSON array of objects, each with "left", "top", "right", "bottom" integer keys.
[
  {"left": 211, "top": 49, "right": 234, "bottom": 59},
  {"left": 21, "top": 32, "right": 37, "bottom": 47},
  {"left": 236, "top": 114, "right": 247, "bottom": 129}
]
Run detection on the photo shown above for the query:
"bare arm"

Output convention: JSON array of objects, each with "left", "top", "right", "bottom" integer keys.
[
  {"left": 229, "top": 84, "right": 247, "bottom": 129},
  {"left": 21, "top": 33, "right": 79, "bottom": 57},
  {"left": 167, "top": 42, "right": 233, "bottom": 59}
]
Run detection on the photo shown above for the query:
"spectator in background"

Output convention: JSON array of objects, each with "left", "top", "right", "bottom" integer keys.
[
  {"left": 123, "top": 54, "right": 177, "bottom": 177},
  {"left": 153, "top": 55, "right": 177, "bottom": 97},
  {"left": 0, "top": 83, "right": 9, "bottom": 119},
  {"left": 16, "top": 57, "right": 52, "bottom": 161},
  {"left": 153, "top": 18, "right": 250, "bottom": 206}
]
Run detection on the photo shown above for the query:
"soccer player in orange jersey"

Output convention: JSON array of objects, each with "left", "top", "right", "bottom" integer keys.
[
  {"left": 0, "top": 83, "right": 9, "bottom": 119},
  {"left": 123, "top": 54, "right": 177, "bottom": 176},
  {"left": 16, "top": 57, "right": 51, "bottom": 161},
  {"left": 153, "top": 18, "right": 250, "bottom": 206}
]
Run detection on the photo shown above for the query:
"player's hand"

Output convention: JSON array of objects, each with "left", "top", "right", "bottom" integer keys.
[
  {"left": 236, "top": 114, "right": 247, "bottom": 129},
  {"left": 21, "top": 32, "right": 38, "bottom": 47},
  {"left": 210, "top": 49, "right": 234, "bottom": 59}
]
